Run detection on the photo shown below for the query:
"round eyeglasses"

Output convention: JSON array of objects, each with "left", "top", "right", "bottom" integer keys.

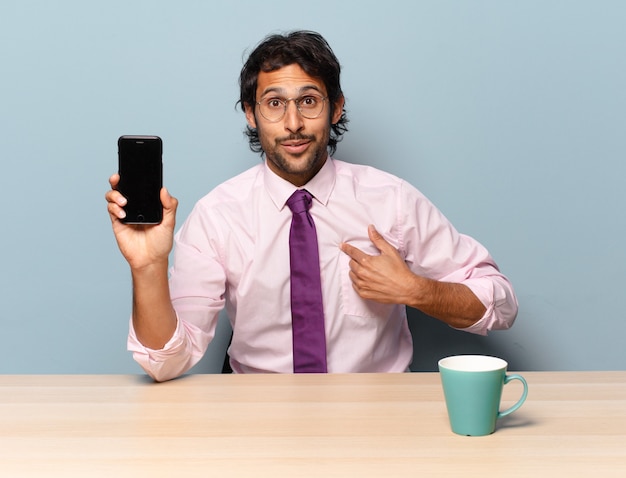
[{"left": 256, "top": 94, "right": 327, "bottom": 122}]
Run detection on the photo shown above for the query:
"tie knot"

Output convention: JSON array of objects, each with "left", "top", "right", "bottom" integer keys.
[{"left": 286, "top": 189, "right": 312, "bottom": 214}]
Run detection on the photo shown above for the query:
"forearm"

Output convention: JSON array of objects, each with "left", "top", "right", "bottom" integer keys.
[
  {"left": 405, "top": 275, "right": 486, "bottom": 329},
  {"left": 131, "top": 260, "right": 177, "bottom": 350}
]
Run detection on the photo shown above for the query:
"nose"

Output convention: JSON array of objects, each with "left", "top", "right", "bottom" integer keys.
[{"left": 283, "top": 99, "right": 304, "bottom": 133}]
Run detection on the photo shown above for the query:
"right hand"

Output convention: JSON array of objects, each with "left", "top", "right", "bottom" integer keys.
[{"left": 105, "top": 173, "right": 178, "bottom": 270}]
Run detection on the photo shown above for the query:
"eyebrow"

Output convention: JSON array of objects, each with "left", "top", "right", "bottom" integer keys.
[{"left": 259, "top": 85, "right": 324, "bottom": 98}]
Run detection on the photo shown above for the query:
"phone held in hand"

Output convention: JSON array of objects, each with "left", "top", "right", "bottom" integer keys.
[{"left": 117, "top": 135, "right": 163, "bottom": 224}]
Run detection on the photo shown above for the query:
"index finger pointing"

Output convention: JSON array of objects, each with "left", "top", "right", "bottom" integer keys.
[{"left": 339, "top": 241, "right": 368, "bottom": 263}]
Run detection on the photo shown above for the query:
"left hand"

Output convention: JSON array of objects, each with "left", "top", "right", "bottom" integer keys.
[{"left": 340, "top": 225, "right": 418, "bottom": 304}]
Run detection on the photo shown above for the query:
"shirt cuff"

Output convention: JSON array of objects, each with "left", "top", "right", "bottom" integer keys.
[
  {"left": 455, "top": 277, "right": 517, "bottom": 336},
  {"left": 127, "top": 314, "right": 186, "bottom": 360}
]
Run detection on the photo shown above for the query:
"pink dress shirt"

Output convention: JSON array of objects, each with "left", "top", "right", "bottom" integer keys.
[{"left": 128, "top": 158, "right": 518, "bottom": 380}]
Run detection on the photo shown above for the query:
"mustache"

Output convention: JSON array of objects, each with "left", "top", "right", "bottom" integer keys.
[{"left": 276, "top": 134, "right": 316, "bottom": 143}]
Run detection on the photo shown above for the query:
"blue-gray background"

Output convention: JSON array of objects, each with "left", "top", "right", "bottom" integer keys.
[{"left": 1, "top": 1, "right": 624, "bottom": 374}]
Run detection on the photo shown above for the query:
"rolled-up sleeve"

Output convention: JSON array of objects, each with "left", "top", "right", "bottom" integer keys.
[
  {"left": 401, "top": 181, "right": 518, "bottom": 335},
  {"left": 127, "top": 313, "right": 209, "bottom": 382},
  {"left": 126, "top": 202, "right": 227, "bottom": 381},
  {"left": 458, "top": 274, "right": 518, "bottom": 335}
]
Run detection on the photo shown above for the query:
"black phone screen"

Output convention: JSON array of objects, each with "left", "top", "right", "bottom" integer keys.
[{"left": 117, "top": 135, "right": 163, "bottom": 224}]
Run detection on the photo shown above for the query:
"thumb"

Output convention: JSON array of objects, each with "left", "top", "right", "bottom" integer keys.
[
  {"left": 161, "top": 187, "right": 178, "bottom": 211},
  {"left": 368, "top": 224, "right": 392, "bottom": 253}
]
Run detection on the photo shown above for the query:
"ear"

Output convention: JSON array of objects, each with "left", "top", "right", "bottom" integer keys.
[
  {"left": 331, "top": 94, "right": 345, "bottom": 125},
  {"left": 244, "top": 103, "right": 257, "bottom": 129}
]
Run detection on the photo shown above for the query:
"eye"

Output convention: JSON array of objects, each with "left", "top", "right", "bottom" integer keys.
[
  {"left": 265, "top": 98, "right": 285, "bottom": 110},
  {"left": 299, "top": 96, "right": 318, "bottom": 108}
]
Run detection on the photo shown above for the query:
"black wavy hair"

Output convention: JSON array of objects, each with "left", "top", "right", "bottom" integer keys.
[{"left": 238, "top": 30, "right": 349, "bottom": 156}]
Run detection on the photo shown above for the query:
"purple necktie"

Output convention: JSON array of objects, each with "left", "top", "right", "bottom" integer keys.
[{"left": 286, "top": 189, "right": 327, "bottom": 373}]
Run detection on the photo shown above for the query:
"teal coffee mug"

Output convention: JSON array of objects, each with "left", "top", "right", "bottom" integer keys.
[{"left": 438, "top": 355, "right": 528, "bottom": 436}]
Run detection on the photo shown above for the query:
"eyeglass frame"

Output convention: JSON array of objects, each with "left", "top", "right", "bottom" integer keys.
[{"left": 255, "top": 94, "right": 328, "bottom": 123}]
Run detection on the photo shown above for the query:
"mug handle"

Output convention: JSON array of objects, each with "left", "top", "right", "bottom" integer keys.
[{"left": 497, "top": 374, "right": 528, "bottom": 418}]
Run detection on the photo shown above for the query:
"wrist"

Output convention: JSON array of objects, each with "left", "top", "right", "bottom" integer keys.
[
  {"left": 130, "top": 259, "right": 169, "bottom": 284},
  {"left": 130, "top": 254, "right": 168, "bottom": 272},
  {"left": 405, "top": 274, "right": 435, "bottom": 310}
]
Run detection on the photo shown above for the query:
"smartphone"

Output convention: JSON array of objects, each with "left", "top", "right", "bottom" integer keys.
[{"left": 117, "top": 135, "right": 163, "bottom": 224}]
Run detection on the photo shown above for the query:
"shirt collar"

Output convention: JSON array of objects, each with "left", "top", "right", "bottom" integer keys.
[{"left": 264, "top": 157, "right": 336, "bottom": 210}]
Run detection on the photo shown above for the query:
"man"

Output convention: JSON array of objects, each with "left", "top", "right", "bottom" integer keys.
[{"left": 106, "top": 31, "right": 518, "bottom": 381}]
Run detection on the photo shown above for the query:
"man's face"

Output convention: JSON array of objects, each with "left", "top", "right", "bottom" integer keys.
[{"left": 245, "top": 64, "right": 344, "bottom": 187}]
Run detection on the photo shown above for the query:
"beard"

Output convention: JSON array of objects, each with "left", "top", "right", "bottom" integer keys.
[
  {"left": 251, "top": 108, "right": 330, "bottom": 186},
  {"left": 266, "top": 134, "right": 326, "bottom": 174},
  {"left": 256, "top": 118, "right": 332, "bottom": 185}
]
